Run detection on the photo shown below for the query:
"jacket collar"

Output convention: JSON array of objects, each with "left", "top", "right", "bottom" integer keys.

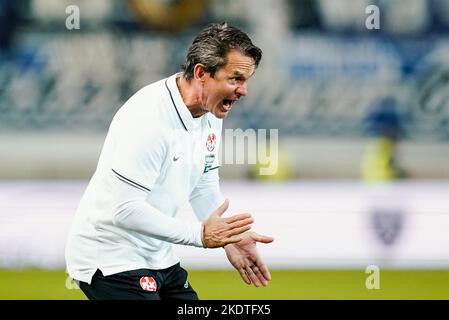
[{"left": 165, "top": 73, "right": 202, "bottom": 132}]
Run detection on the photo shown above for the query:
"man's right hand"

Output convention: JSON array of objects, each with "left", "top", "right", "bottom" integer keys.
[{"left": 202, "top": 199, "right": 253, "bottom": 248}]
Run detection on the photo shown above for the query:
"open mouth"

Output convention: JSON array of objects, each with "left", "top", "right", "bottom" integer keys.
[{"left": 222, "top": 99, "right": 235, "bottom": 111}]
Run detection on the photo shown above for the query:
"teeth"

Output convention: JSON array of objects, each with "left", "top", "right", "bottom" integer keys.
[
  {"left": 222, "top": 99, "right": 234, "bottom": 111},
  {"left": 222, "top": 101, "right": 232, "bottom": 111}
]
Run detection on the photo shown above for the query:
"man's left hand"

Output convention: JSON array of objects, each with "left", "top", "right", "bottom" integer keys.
[{"left": 224, "top": 231, "right": 274, "bottom": 287}]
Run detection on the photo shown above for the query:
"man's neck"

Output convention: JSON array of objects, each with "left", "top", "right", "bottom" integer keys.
[{"left": 176, "top": 75, "right": 207, "bottom": 118}]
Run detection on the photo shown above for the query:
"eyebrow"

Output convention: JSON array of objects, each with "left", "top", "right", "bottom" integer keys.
[
  {"left": 231, "top": 71, "right": 245, "bottom": 77},
  {"left": 232, "top": 70, "right": 256, "bottom": 79},
  {"left": 230, "top": 66, "right": 256, "bottom": 78}
]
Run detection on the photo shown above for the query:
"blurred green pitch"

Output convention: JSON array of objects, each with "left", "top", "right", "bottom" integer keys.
[{"left": 0, "top": 269, "right": 448, "bottom": 300}]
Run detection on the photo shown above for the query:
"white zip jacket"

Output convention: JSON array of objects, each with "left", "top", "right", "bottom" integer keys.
[{"left": 65, "top": 73, "right": 224, "bottom": 284}]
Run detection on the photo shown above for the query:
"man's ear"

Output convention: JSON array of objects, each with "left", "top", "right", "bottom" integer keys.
[{"left": 193, "top": 64, "right": 207, "bottom": 82}]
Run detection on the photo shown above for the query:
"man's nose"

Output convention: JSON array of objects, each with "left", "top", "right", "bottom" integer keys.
[{"left": 236, "top": 82, "right": 248, "bottom": 98}]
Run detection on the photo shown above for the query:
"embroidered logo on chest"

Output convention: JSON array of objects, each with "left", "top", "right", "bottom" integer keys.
[{"left": 206, "top": 133, "right": 216, "bottom": 152}]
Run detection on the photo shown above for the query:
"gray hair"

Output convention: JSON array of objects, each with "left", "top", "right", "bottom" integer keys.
[{"left": 181, "top": 22, "right": 262, "bottom": 81}]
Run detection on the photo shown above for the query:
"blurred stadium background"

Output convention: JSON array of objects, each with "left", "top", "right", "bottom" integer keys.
[{"left": 1, "top": 0, "right": 449, "bottom": 299}]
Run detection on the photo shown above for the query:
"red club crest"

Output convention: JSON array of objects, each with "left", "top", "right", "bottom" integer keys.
[
  {"left": 206, "top": 133, "right": 216, "bottom": 152},
  {"left": 140, "top": 276, "right": 157, "bottom": 292}
]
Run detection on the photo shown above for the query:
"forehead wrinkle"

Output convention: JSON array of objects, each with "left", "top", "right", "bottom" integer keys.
[
  {"left": 223, "top": 50, "right": 256, "bottom": 75},
  {"left": 228, "top": 61, "right": 253, "bottom": 69},
  {"left": 227, "top": 63, "right": 255, "bottom": 77}
]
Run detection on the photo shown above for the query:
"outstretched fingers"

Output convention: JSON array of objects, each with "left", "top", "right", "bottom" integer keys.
[
  {"left": 223, "top": 235, "right": 243, "bottom": 246},
  {"left": 227, "top": 225, "right": 252, "bottom": 237},
  {"left": 245, "top": 265, "right": 261, "bottom": 287},
  {"left": 223, "top": 216, "right": 253, "bottom": 240},
  {"left": 249, "top": 264, "right": 269, "bottom": 286},
  {"left": 238, "top": 268, "right": 251, "bottom": 285},
  {"left": 228, "top": 217, "right": 254, "bottom": 229},
  {"left": 255, "top": 258, "right": 271, "bottom": 283},
  {"left": 252, "top": 233, "right": 275, "bottom": 244},
  {"left": 225, "top": 213, "right": 252, "bottom": 224}
]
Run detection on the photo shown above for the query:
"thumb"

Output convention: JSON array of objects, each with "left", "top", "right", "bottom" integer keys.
[
  {"left": 214, "top": 199, "right": 229, "bottom": 217},
  {"left": 252, "top": 233, "right": 274, "bottom": 244}
]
